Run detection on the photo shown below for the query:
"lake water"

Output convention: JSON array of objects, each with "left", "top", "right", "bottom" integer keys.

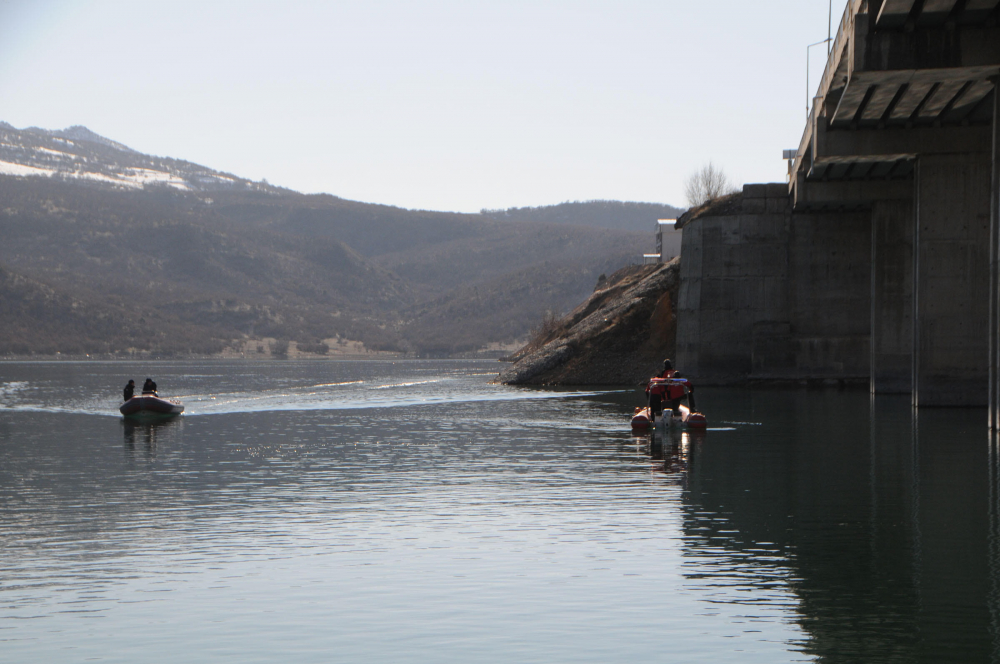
[{"left": 1, "top": 359, "right": 998, "bottom": 663}]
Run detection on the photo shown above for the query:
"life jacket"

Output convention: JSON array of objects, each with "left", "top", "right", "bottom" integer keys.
[
  {"left": 646, "top": 377, "right": 668, "bottom": 398},
  {"left": 647, "top": 370, "right": 690, "bottom": 401},
  {"left": 666, "top": 380, "right": 689, "bottom": 401}
]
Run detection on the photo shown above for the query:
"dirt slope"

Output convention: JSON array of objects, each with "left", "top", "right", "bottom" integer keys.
[{"left": 497, "top": 259, "right": 679, "bottom": 385}]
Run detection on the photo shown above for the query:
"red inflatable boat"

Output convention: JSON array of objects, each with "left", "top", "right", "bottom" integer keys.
[{"left": 630, "top": 404, "right": 707, "bottom": 430}]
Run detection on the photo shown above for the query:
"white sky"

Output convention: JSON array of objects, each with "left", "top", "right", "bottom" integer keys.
[{"left": 0, "top": 0, "right": 847, "bottom": 213}]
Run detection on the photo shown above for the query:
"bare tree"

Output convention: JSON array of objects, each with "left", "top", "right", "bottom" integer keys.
[{"left": 683, "top": 162, "right": 737, "bottom": 208}]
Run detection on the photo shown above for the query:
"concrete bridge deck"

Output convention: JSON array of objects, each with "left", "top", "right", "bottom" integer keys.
[{"left": 793, "top": 0, "right": 998, "bottom": 209}]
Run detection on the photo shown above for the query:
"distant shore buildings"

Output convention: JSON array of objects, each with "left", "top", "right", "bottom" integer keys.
[{"left": 644, "top": 219, "right": 681, "bottom": 264}]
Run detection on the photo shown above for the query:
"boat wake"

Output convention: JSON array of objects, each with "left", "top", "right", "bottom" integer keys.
[{"left": 0, "top": 376, "right": 619, "bottom": 418}]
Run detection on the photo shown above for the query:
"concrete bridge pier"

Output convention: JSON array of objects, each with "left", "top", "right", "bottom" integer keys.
[
  {"left": 789, "top": 0, "right": 1000, "bottom": 414},
  {"left": 913, "top": 154, "right": 992, "bottom": 407},
  {"left": 871, "top": 199, "right": 912, "bottom": 395},
  {"left": 676, "top": 0, "right": 1000, "bottom": 420}
]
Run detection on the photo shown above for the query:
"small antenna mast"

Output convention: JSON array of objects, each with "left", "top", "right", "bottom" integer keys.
[{"left": 828, "top": 0, "right": 833, "bottom": 55}]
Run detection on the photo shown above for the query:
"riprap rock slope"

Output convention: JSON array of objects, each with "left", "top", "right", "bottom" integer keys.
[{"left": 498, "top": 259, "right": 678, "bottom": 385}]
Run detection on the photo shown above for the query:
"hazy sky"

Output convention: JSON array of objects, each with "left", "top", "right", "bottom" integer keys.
[{"left": 0, "top": 0, "right": 846, "bottom": 212}]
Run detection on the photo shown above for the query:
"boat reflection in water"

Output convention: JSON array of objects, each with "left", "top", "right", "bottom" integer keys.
[
  {"left": 638, "top": 425, "right": 701, "bottom": 478},
  {"left": 121, "top": 417, "right": 183, "bottom": 459}
]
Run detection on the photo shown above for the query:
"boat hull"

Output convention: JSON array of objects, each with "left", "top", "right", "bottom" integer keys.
[
  {"left": 120, "top": 396, "right": 184, "bottom": 420},
  {"left": 631, "top": 406, "right": 653, "bottom": 429},
  {"left": 630, "top": 405, "right": 707, "bottom": 430},
  {"left": 674, "top": 404, "right": 707, "bottom": 428}
]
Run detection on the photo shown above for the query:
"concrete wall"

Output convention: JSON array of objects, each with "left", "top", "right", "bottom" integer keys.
[
  {"left": 871, "top": 199, "right": 913, "bottom": 394},
  {"left": 788, "top": 206, "right": 871, "bottom": 379},
  {"left": 680, "top": 152, "right": 992, "bottom": 402},
  {"left": 677, "top": 183, "right": 870, "bottom": 383},
  {"left": 914, "top": 153, "right": 992, "bottom": 407}
]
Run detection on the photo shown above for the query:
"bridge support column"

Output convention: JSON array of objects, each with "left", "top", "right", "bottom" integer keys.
[
  {"left": 913, "top": 153, "right": 992, "bottom": 407},
  {"left": 872, "top": 199, "right": 913, "bottom": 394},
  {"left": 870, "top": 200, "right": 913, "bottom": 394}
]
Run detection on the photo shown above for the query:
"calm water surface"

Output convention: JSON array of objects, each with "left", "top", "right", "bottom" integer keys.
[{"left": 1, "top": 360, "right": 998, "bottom": 662}]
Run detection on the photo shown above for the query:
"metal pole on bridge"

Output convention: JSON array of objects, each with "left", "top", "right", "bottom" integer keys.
[
  {"left": 828, "top": 0, "right": 832, "bottom": 56},
  {"left": 990, "top": 75, "right": 1000, "bottom": 428},
  {"left": 806, "top": 39, "right": 832, "bottom": 119}
]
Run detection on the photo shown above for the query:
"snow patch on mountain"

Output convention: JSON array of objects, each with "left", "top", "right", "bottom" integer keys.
[
  {"left": 0, "top": 160, "right": 55, "bottom": 177},
  {"left": 0, "top": 123, "right": 283, "bottom": 195}
]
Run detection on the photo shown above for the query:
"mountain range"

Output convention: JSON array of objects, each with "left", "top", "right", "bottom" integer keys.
[{"left": 0, "top": 123, "right": 681, "bottom": 357}]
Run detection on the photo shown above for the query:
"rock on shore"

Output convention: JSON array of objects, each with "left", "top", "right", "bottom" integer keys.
[{"left": 497, "top": 259, "right": 679, "bottom": 385}]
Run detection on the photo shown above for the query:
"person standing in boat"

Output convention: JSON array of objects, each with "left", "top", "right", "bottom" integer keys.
[
  {"left": 645, "top": 359, "right": 671, "bottom": 419},
  {"left": 651, "top": 359, "right": 697, "bottom": 413},
  {"left": 141, "top": 378, "right": 157, "bottom": 395},
  {"left": 123, "top": 379, "right": 135, "bottom": 402}
]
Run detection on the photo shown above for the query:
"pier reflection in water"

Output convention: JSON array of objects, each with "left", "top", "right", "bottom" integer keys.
[
  {"left": 642, "top": 388, "right": 1000, "bottom": 663},
  {"left": 1, "top": 361, "right": 1000, "bottom": 662}
]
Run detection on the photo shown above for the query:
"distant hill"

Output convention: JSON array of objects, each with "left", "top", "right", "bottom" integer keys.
[
  {"left": 0, "top": 262, "right": 226, "bottom": 356},
  {"left": 481, "top": 200, "right": 683, "bottom": 233},
  {"left": 0, "top": 177, "right": 409, "bottom": 352},
  {"left": 0, "top": 122, "right": 661, "bottom": 357}
]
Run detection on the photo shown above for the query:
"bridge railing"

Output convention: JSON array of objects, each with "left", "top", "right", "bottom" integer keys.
[
  {"left": 818, "top": 0, "right": 863, "bottom": 106},
  {"left": 793, "top": 0, "right": 865, "bottom": 186}
]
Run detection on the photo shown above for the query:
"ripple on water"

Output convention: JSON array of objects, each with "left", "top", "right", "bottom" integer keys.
[{"left": 6, "top": 360, "right": 974, "bottom": 663}]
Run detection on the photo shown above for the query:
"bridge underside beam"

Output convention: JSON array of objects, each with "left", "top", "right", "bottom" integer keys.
[
  {"left": 816, "top": 123, "right": 992, "bottom": 158},
  {"left": 809, "top": 156, "right": 914, "bottom": 181},
  {"left": 792, "top": 177, "right": 911, "bottom": 210},
  {"left": 877, "top": 0, "right": 1000, "bottom": 28},
  {"left": 831, "top": 69, "right": 997, "bottom": 129}
]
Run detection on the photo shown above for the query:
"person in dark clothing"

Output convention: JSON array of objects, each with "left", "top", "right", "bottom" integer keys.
[
  {"left": 141, "top": 378, "right": 157, "bottom": 395},
  {"left": 647, "top": 385, "right": 664, "bottom": 418},
  {"left": 645, "top": 359, "right": 674, "bottom": 419},
  {"left": 123, "top": 380, "right": 135, "bottom": 401}
]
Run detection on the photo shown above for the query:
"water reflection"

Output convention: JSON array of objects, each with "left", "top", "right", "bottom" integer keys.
[
  {"left": 121, "top": 417, "right": 182, "bottom": 460},
  {"left": 663, "top": 390, "right": 996, "bottom": 663},
  {"left": 643, "top": 427, "right": 697, "bottom": 478},
  {"left": 989, "top": 430, "right": 1000, "bottom": 662},
  {"left": 5, "top": 360, "right": 1000, "bottom": 663}
]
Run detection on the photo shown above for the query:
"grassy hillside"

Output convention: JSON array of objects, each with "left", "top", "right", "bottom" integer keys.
[
  {"left": 0, "top": 178, "right": 409, "bottom": 352},
  {"left": 0, "top": 176, "right": 650, "bottom": 356},
  {"left": 0, "top": 263, "right": 227, "bottom": 355}
]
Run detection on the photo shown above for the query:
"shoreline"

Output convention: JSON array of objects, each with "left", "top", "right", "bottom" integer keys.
[{"left": 0, "top": 352, "right": 510, "bottom": 363}]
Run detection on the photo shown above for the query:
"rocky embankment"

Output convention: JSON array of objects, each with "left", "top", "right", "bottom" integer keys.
[{"left": 497, "top": 259, "right": 679, "bottom": 385}]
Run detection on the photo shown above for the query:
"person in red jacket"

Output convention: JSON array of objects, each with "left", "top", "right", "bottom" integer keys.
[
  {"left": 646, "top": 359, "right": 697, "bottom": 415},
  {"left": 646, "top": 377, "right": 666, "bottom": 419}
]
